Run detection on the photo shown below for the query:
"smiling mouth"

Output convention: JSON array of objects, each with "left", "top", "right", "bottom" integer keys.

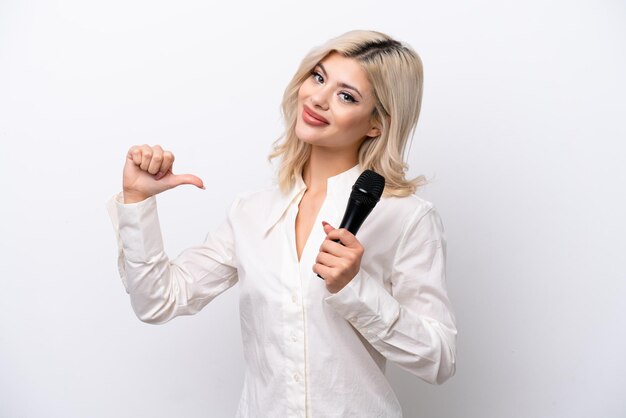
[{"left": 302, "top": 105, "right": 329, "bottom": 125}]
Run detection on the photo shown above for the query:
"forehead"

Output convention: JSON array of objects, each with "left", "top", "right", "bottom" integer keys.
[{"left": 317, "top": 52, "right": 372, "bottom": 94}]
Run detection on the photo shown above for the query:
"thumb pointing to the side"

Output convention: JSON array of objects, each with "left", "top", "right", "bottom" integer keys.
[{"left": 160, "top": 169, "right": 205, "bottom": 190}]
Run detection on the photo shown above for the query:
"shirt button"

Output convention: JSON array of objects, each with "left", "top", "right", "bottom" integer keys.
[
  {"left": 293, "top": 373, "right": 300, "bottom": 382},
  {"left": 291, "top": 334, "right": 297, "bottom": 342},
  {"left": 292, "top": 294, "right": 297, "bottom": 303},
  {"left": 350, "top": 316, "right": 358, "bottom": 323}
]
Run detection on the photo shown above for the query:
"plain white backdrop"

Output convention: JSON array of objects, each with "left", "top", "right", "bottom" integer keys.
[{"left": 1, "top": 0, "right": 625, "bottom": 417}]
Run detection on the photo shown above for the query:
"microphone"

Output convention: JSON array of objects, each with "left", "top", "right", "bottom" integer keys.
[
  {"left": 317, "top": 169, "right": 385, "bottom": 279},
  {"left": 337, "top": 169, "right": 385, "bottom": 237}
]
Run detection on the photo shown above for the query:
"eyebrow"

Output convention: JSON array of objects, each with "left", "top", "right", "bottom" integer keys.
[{"left": 317, "top": 63, "right": 364, "bottom": 99}]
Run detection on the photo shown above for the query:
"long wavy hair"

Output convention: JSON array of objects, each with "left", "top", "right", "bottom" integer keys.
[{"left": 268, "top": 30, "right": 427, "bottom": 197}]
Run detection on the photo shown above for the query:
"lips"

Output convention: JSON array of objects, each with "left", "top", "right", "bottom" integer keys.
[{"left": 303, "top": 105, "right": 329, "bottom": 124}]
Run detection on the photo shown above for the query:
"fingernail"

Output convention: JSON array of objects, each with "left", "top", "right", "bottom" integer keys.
[
  {"left": 322, "top": 221, "right": 329, "bottom": 226},
  {"left": 155, "top": 172, "right": 164, "bottom": 180},
  {"left": 200, "top": 185, "right": 206, "bottom": 190}
]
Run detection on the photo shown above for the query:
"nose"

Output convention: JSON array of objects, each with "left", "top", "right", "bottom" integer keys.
[{"left": 310, "top": 86, "right": 330, "bottom": 110}]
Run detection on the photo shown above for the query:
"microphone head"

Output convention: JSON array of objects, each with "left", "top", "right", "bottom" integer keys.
[{"left": 351, "top": 169, "right": 385, "bottom": 207}]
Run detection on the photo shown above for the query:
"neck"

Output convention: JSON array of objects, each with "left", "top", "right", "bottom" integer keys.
[{"left": 302, "top": 145, "right": 359, "bottom": 194}]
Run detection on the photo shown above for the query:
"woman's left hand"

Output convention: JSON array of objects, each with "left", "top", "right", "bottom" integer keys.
[{"left": 313, "top": 221, "right": 364, "bottom": 294}]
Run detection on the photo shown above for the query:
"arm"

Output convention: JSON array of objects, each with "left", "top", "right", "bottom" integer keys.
[
  {"left": 323, "top": 205, "right": 457, "bottom": 385},
  {"left": 105, "top": 192, "right": 239, "bottom": 324}
]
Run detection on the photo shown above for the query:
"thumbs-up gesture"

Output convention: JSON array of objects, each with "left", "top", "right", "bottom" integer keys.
[{"left": 122, "top": 144, "right": 205, "bottom": 203}]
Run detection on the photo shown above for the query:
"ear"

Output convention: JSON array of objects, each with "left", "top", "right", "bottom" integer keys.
[
  {"left": 366, "top": 112, "right": 386, "bottom": 138},
  {"left": 366, "top": 125, "right": 381, "bottom": 138}
]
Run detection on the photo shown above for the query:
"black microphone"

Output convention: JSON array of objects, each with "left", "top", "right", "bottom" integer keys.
[
  {"left": 317, "top": 169, "right": 385, "bottom": 279},
  {"left": 338, "top": 169, "right": 385, "bottom": 236}
]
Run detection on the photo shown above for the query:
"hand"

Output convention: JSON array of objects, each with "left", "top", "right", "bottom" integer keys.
[
  {"left": 122, "top": 144, "right": 205, "bottom": 203},
  {"left": 313, "top": 221, "right": 364, "bottom": 294}
]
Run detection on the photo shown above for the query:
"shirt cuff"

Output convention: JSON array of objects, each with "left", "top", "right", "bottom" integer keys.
[
  {"left": 323, "top": 269, "right": 401, "bottom": 340},
  {"left": 106, "top": 192, "right": 165, "bottom": 262}
]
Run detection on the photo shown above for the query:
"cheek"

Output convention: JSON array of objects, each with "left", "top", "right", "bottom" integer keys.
[
  {"left": 296, "top": 87, "right": 309, "bottom": 117},
  {"left": 335, "top": 109, "right": 371, "bottom": 132},
  {"left": 296, "top": 84, "right": 306, "bottom": 105},
  {"left": 298, "top": 79, "right": 313, "bottom": 100},
  {"left": 297, "top": 87, "right": 304, "bottom": 104}
]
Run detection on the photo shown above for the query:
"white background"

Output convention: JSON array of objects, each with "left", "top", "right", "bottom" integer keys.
[{"left": 1, "top": 0, "right": 625, "bottom": 417}]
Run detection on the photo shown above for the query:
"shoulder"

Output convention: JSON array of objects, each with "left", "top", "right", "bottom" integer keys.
[
  {"left": 361, "top": 193, "right": 441, "bottom": 253},
  {"left": 381, "top": 193, "right": 446, "bottom": 244},
  {"left": 378, "top": 193, "right": 437, "bottom": 226},
  {"left": 234, "top": 184, "right": 280, "bottom": 205},
  {"left": 387, "top": 194, "right": 445, "bottom": 246},
  {"left": 227, "top": 184, "right": 283, "bottom": 218}
]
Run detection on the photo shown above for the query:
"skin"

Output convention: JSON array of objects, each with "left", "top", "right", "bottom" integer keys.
[
  {"left": 294, "top": 52, "right": 381, "bottom": 294},
  {"left": 122, "top": 144, "right": 204, "bottom": 204},
  {"left": 121, "top": 52, "right": 381, "bottom": 294}
]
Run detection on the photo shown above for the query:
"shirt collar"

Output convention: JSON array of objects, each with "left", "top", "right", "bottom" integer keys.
[{"left": 263, "top": 164, "right": 363, "bottom": 234}]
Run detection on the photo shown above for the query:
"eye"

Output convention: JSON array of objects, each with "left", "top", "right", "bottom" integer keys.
[
  {"left": 339, "top": 92, "right": 357, "bottom": 103},
  {"left": 310, "top": 70, "right": 324, "bottom": 84}
]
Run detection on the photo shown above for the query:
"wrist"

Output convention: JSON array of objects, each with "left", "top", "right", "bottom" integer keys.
[{"left": 122, "top": 190, "right": 150, "bottom": 204}]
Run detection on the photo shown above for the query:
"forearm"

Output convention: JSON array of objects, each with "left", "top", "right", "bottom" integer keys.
[
  {"left": 106, "top": 192, "right": 239, "bottom": 324},
  {"left": 112, "top": 193, "right": 181, "bottom": 323},
  {"left": 324, "top": 269, "right": 457, "bottom": 384}
]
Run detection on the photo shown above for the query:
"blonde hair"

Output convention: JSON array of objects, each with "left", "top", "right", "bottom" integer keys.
[{"left": 268, "top": 30, "right": 427, "bottom": 197}]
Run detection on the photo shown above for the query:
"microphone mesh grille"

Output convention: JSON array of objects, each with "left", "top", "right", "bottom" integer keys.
[{"left": 351, "top": 169, "right": 385, "bottom": 206}]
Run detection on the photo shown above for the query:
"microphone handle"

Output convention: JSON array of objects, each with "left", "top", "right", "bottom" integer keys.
[
  {"left": 317, "top": 199, "right": 375, "bottom": 279},
  {"left": 339, "top": 199, "right": 375, "bottom": 236}
]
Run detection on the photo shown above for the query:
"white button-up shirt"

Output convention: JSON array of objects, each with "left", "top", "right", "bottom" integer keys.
[{"left": 105, "top": 164, "right": 457, "bottom": 418}]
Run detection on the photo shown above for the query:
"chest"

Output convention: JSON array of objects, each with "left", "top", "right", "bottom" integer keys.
[
  {"left": 230, "top": 193, "right": 403, "bottom": 297},
  {"left": 295, "top": 191, "right": 326, "bottom": 261}
]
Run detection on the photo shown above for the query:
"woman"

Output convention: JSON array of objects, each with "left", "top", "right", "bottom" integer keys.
[{"left": 106, "top": 30, "right": 457, "bottom": 417}]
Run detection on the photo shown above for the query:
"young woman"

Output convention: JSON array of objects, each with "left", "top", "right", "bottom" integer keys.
[{"left": 106, "top": 29, "right": 457, "bottom": 417}]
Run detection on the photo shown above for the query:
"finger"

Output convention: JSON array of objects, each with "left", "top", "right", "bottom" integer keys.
[
  {"left": 319, "top": 238, "right": 351, "bottom": 258},
  {"left": 147, "top": 145, "right": 164, "bottom": 175},
  {"left": 312, "top": 262, "right": 333, "bottom": 281},
  {"left": 155, "top": 151, "right": 175, "bottom": 179},
  {"left": 154, "top": 168, "right": 170, "bottom": 181},
  {"left": 139, "top": 144, "right": 153, "bottom": 171},
  {"left": 322, "top": 221, "right": 335, "bottom": 237},
  {"left": 322, "top": 222, "right": 344, "bottom": 246},
  {"left": 315, "top": 251, "right": 341, "bottom": 268},
  {"left": 169, "top": 173, "right": 206, "bottom": 190},
  {"left": 326, "top": 227, "right": 360, "bottom": 248},
  {"left": 127, "top": 146, "right": 142, "bottom": 166}
]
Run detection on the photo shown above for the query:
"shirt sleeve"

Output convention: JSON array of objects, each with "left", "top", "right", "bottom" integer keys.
[
  {"left": 323, "top": 205, "right": 457, "bottom": 385},
  {"left": 105, "top": 192, "right": 239, "bottom": 324}
]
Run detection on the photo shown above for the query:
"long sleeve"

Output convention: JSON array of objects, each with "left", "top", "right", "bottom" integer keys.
[
  {"left": 323, "top": 205, "right": 457, "bottom": 385},
  {"left": 105, "top": 192, "right": 239, "bottom": 324}
]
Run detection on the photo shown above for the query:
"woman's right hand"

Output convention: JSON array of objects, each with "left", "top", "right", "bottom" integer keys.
[{"left": 122, "top": 144, "right": 205, "bottom": 204}]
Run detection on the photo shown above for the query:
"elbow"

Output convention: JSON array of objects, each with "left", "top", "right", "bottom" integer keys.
[
  {"left": 398, "top": 339, "right": 457, "bottom": 385},
  {"left": 432, "top": 354, "right": 456, "bottom": 385},
  {"left": 130, "top": 297, "right": 174, "bottom": 325},
  {"left": 135, "top": 311, "right": 168, "bottom": 325},
  {"left": 431, "top": 332, "right": 457, "bottom": 385},
  {"left": 421, "top": 325, "right": 457, "bottom": 385},
  {"left": 415, "top": 350, "right": 455, "bottom": 386}
]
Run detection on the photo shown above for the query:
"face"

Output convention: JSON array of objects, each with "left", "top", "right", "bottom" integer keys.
[{"left": 295, "top": 52, "right": 380, "bottom": 153}]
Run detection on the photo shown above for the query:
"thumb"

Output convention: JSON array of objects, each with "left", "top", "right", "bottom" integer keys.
[
  {"left": 168, "top": 172, "right": 206, "bottom": 190},
  {"left": 322, "top": 221, "right": 335, "bottom": 235},
  {"left": 323, "top": 221, "right": 360, "bottom": 247}
]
